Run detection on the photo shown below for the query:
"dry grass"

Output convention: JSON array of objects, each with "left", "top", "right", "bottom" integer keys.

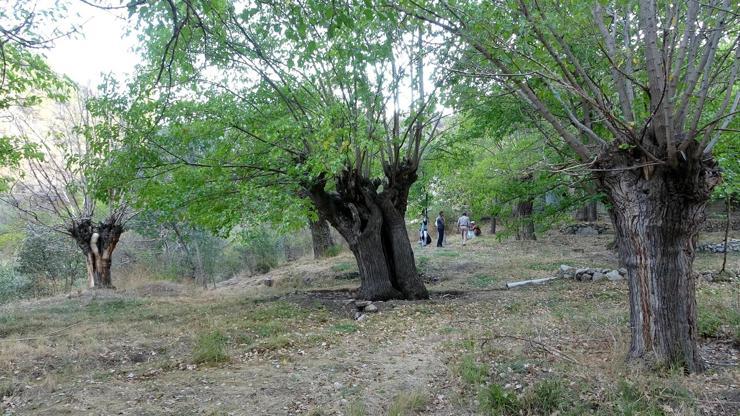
[{"left": 0, "top": 224, "right": 737, "bottom": 415}]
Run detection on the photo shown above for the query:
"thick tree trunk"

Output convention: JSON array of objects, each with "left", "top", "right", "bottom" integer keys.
[
  {"left": 70, "top": 218, "right": 123, "bottom": 289},
  {"left": 598, "top": 149, "right": 720, "bottom": 373},
  {"left": 308, "top": 167, "right": 428, "bottom": 301},
  {"left": 309, "top": 215, "right": 335, "bottom": 259},
  {"left": 513, "top": 200, "right": 536, "bottom": 240},
  {"left": 574, "top": 201, "right": 598, "bottom": 221},
  {"left": 351, "top": 225, "right": 402, "bottom": 300},
  {"left": 378, "top": 195, "right": 428, "bottom": 299}
]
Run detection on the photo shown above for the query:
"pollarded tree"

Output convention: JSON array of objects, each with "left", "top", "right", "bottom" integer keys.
[
  {"left": 1, "top": 90, "right": 133, "bottom": 288},
  {"left": 404, "top": 0, "right": 738, "bottom": 371},
  {"left": 123, "top": 1, "right": 446, "bottom": 300}
]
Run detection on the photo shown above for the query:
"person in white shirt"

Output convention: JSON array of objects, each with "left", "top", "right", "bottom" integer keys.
[{"left": 457, "top": 212, "right": 471, "bottom": 246}]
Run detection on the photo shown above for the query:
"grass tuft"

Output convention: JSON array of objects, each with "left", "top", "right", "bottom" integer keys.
[
  {"left": 332, "top": 321, "right": 359, "bottom": 334},
  {"left": 478, "top": 384, "right": 520, "bottom": 415},
  {"left": 192, "top": 330, "right": 229, "bottom": 364},
  {"left": 388, "top": 390, "right": 428, "bottom": 416},
  {"left": 458, "top": 355, "right": 489, "bottom": 385},
  {"left": 346, "top": 400, "right": 367, "bottom": 416}
]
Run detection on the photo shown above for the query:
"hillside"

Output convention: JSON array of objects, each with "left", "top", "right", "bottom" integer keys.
[{"left": 1, "top": 227, "right": 738, "bottom": 415}]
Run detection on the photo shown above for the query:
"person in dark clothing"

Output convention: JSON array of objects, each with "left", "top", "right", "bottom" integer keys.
[
  {"left": 419, "top": 212, "right": 429, "bottom": 247},
  {"left": 435, "top": 211, "right": 445, "bottom": 247}
]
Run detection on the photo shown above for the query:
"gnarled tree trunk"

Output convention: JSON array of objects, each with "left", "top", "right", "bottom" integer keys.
[
  {"left": 513, "top": 200, "right": 536, "bottom": 240},
  {"left": 309, "top": 215, "right": 335, "bottom": 259},
  {"left": 69, "top": 218, "right": 124, "bottom": 289},
  {"left": 309, "top": 167, "right": 428, "bottom": 301},
  {"left": 598, "top": 148, "right": 720, "bottom": 372}
]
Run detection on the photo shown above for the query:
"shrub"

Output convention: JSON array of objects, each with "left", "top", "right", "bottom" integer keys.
[
  {"left": 16, "top": 224, "right": 86, "bottom": 293},
  {"left": 0, "top": 263, "right": 31, "bottom": 304}
]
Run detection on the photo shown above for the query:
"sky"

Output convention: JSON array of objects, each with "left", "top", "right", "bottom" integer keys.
[{"left": 44, "top": 3, "right": 139, "bottom": 89}]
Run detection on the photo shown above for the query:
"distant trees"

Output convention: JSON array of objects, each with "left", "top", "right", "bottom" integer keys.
[
  {"left": 404, "top": 0, "right": 738, "bottom": 372},
  {"left": 0, "top": 1, "right": 74, "bottom": 174}
]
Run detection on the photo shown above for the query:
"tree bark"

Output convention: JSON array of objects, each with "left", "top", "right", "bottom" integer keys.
[
  {"left": 378, "top": 194, "right": 428, "bottom": 299},
  {"left": 309, "top": 214, "right": 335, "bottom": 259},
  {"left": 720, "top": 195, "right": 730, "bottom": 273},
  {"left": 597, "top": 148, "right": 720, "bottom": 372},
  {"left": 574, "top": 201, "right": 598, "bottom": 222},
  {"left": 308, "top": 168, "right": 428, "bottom": 301},
  {"left": 490, "top": 216, "right": 497, "bottom": 234},
  {"left": 513, "top": 200, "right": 536, "bottom": 240},
  {"left": 69, "top": 218, "right": 124, "bottom": 289}
]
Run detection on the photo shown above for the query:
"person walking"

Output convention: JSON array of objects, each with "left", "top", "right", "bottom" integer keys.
[
  {"left": 457, "top": 211, "right": 471, "bottom": 246},
  {"left": 435, "top": 211, "right": 445, "bottom": 247},
  {"left": 419, "top": 212, "right": 429, "bottom": 247}
]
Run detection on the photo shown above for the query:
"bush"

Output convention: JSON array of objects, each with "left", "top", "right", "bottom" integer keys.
[
  {"left": 0, "top": 263, "right": 32, "bottom": 304},
  {"left": 16, "top": 224, "right": 86, "bottom": 293}
]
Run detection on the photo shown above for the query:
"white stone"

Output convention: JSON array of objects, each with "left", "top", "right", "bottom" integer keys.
[{"left": 606, "top": 270, "right": 623, "bottom": 281}]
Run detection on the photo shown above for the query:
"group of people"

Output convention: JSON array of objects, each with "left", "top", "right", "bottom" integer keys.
[{"left": 419, "top": 210, "right": 481, "bottom": 248}]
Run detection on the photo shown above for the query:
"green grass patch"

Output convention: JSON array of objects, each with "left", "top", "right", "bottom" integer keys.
[
  {"left": 249, "top": 302, "right": 309, "bottom": 321},
  {"left": 434, "top": 251, "right": 460, "bottom": 257},
  {"left": 0, "top": 231, "right": 24, "bottom": 252},
  {"left": 254, "top": 335, "right": 292, "bottom": 351},
  {"left": 526, "top": 261, "right": 563, "bottom": 271},
  {"left": 331, "top": 262, "right": 356, "bottom": 272},
  {"left": 458, "top": 355, "right": 489, "bottom": 385},
  {"left": 698, "top": 303, "right": 740, "bottom": 341},
  {"left": 332, "top": 321, "right": 359, "bottom": 334},
  {"left": 611, "top": 379, "right": 663, "bottom": 416},
  {"left": 593, "top": 290, "right": 622, "bottom": 302},
  {"left": 325, "top": 245, "right": 343, "bottom": 257},
  {"left": 478, "top": 384, "right": 520, "bottom": 415},
  {"left": 84, "top": 298, "right": 147, "bottom": 321},
  {"left": 192, "top": 330, "right": 229, "bottom": 364},
  {"left": 254, "top": 321, "right": 285, "bottom": 337},
  {"left": 416, "top": 256, "right": 430, "bottom": 271},
  {"left": 521, "top": 379, "right": 572, "bottom": 414}
]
